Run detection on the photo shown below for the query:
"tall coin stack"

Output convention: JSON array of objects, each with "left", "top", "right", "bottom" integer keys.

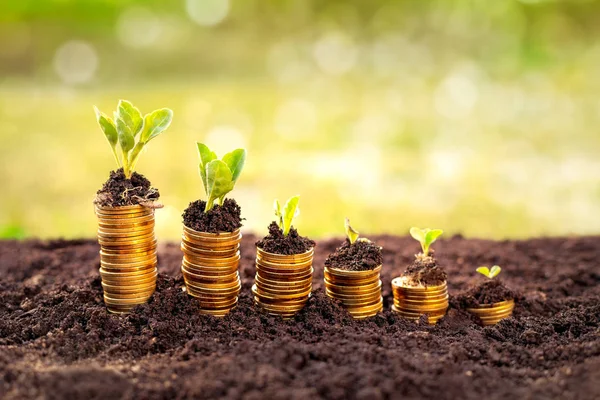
[
  {"left": 181, "top": 227, "right": 242, "bottom": 316},
  {"left": 253, "top": 248, "right": 314, "bottom": 318},
  {"left": 467, "top": 299, "right": 515, "bottom": 326},
  {"left": 95, "top": 205, "right": 158, "bottom": 314},
  {"left": 391, "top": 277, "right": 449, "bottom": 325},
  {"left": 324, "top": 265, "right": 383, "bottom": 319}
]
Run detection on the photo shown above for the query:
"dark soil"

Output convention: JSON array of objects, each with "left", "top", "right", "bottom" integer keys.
[
  {"left": 324, "top": 239, "right": 383, "bottom": 271},
  {"left": 403, "top": 252, "right": 448, "bottom": 286},
  {"left": 94, "top": 168, "right": 160, "bottom": 207},
  {"left": 255, "top": 222, "right": 315, "bottom": 255},
  {"left": 457, "top": 279, "right": 515, "bottom": 308},
  {"left": 182, "top": 199, "right": 242, "bottom": 233},
  {"left": 0, "top": 235, "right": 599, "bottom": 400}
]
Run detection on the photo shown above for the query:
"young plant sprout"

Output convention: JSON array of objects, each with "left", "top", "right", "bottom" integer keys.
[
  {"left": 94, "top": 100, "right": 173, "bottom": 179},
  {"left": 196, "top": 143, "right": 247, "bottom": 212},
  {"left": 409, "top": 227, "right": 443, "bottom": 258},
  {"left": 273, "top": 195, "right": 300, "bottom": 236},
  {"left": 345, "top": 218, "right": 360, "bottom": 244},
  {"left": 476, "top": 265, "right": 502, "bottom": 279}
]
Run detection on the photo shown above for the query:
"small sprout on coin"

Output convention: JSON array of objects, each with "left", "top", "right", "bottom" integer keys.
[
  {"left": 476, "top": 265, "right": 502, "bottom": 279},
  {"left": 274, "top": 195, "right": 300, "bottom": 236},
  {"left": 410, "top": 227, "right": 443, "bottom": 258},
  {"left": 345, "top": 218, "right": 360, "bottom": 244},
  {"left": 196, "top": 143, "right": 247, "bottom": 212},
  {"left": 94, "top": 100, "right": 173, "bottom": 179}
]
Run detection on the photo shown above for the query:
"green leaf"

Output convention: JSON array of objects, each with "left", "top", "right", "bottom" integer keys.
[
  {"left": 128, "top": 141, "right": 145, "bottom": 172},
  {"left": 116, "top": 117, "right": 135, "bottom": 153},
  {"left": 94, "top": 106, "right": 118, "bottom": 146},
  {"left": 424, "top": 229, "right": 443, "bottom": 252},
  {"left": 196, "top": 143, "right": 217, "bottom": 195},
  {"left": 141, "top": 108, "right": 173, "bottom": 143},
  {"left": 476, "top": 266, "right": 491, "bottom": 278},
  {"left": 409, "top": 227, "right": 425, "bottom": 247},
  {"left": 117, "top": 100, "right": 143, "bottom": 137},
  {"left": 282, "top": 195, "right": 300, "bottom": 236},
  {"left": 205, "top": 160, "right": 235, "bottom": 211},
  {"left": 489, "top": 265, "right": 502, "bottom": 279},
  {"left": 345, "top": 218, "right": 359, "bottom": 244},
  {"left": 222, "top": 148, "right": 246, "bottom": 182},
  {"left": 273, "top": 199, "right": 282, "bottom": 228}
]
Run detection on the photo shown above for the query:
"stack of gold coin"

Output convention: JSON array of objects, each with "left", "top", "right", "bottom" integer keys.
[
  {"left": 324, "top": 265, "right": 383, "bottom": 319},
  {"left": 391, "top": 277, "right": 449, "bottom": 325},
  {"left": 466, "top": 299, "right": 515, "bottom": 326},
  {"left": 95, "top": 205, "right": 158, "bottom": 314},
  {"left": 181, "top": 227, "right": 241, "bottom": 316},
  {"left": 253, "top": 248, "right": 314, "bottom": 318}
]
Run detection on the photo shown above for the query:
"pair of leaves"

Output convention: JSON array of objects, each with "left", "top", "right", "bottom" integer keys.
[
  {"left": 94, "top": 100, "right": 173, "bottom": 178},
  {"left": 197, "top": 143, "right": 246, "bottom": 211},
  {"left": 476, "top": 265, "right": 502, "bottom": 279},
  {"left": 274, "top": 195, "right": 300, "bottom": 236},
  {"left": 409, "top": 227, "right": 443, "bottom": 256},
  {"left": 345, "top": 218, "right": 359, "bottom": 244}
]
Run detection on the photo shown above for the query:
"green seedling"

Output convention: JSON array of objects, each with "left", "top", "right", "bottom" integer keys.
[
  {"left": 274, "top": 195, "right": 300, "bottom": 236},
  {"left": 196, "top": 143, "right": 247, "bottom": 212},
  {"left": 476, "top": 265, "right": 502, "bottom": 279},
  {"left": 410, "top": 227, "right": 443, "bottom": 257},
  {"left": 94, "top": 100, "right": 173, "bottom": 179},
  {"left": 345, "top": 218, "right": 360, "bottom": 244}
]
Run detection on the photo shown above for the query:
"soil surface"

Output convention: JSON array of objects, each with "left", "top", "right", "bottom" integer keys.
[
  {"left": 182, "top": 199, "right": 242, "bottom": 233},
  {"left": 255, "top": 222, "right": 315, "bottom": 255},
  {"left": 325, "top": 239, "right": 383, "bottom": 271},
  {"left": 0, "top": 235, "right": 599, "bottom": 400},
  {"left": 457, "top": 279, "right": 515, "bottom": 308},
  {"left": 403, "top": 252, "right": 448, "bottom": 286},
  {"left": 94, "top": 168, "right": 160, "bottom": 207}
]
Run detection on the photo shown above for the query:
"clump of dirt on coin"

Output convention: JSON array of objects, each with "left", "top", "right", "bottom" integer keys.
[
  {"left": 457, "top": 279, "right": 515, "bottom": 308},
  {"left": 182, "top": 199, "right": 242, "bottom": 233},
  {"left": 402, "top": 250, "right": 447, "bottom": 286},
  {"left": 94, "top": 168, "right": 160, "bottom": 207},
  {"left": 324, "top": 239, "right": 382, "bottom": 271},
  {"left": 255, "top": 222, "right": 315, "bottom": 255}
]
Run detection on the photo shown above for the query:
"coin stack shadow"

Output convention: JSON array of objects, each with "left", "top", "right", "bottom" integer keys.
[
  {"left": 253, "top": 248, "right": 314, "bottom": 318},
  {"left": 391, "top": 277, "right": 449, "bottom": 325},
  {"left": 95, "top": 205, "right": 158, "bottom": 314},
  {"left": 467, "top": 299, "right": 515, "bottom": 326},
  {"left": 324, "top": 265, "right": 383, "bottom": 319},
  {"left": 181, "top": 227, "right": 242, "bottom": 316}
]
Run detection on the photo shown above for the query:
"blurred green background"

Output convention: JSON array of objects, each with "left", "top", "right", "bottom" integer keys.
[{"left": 1, "top": 0, "right": 600, "bottom": 241}]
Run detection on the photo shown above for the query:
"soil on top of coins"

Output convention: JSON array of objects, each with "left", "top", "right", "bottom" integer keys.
[
  {"left": 325, "top": 239, "right": 383, "bottom": 271},
  {"left": 0, "top": 234, "right": 599, "bottom": 400},
  {"left": 255, "top": 222, "right": 316, "bottom": 255},
  {"left": 457, "top": 279, "right": 516, "bottom": 308},
  {"left": 94, "top": 168, "right": 160, "bottom": 207},
  {"left": 403, "top": 252, "right": 448, "bottom": 286},
  {"left": 182, "top": 199, "right": 243, "bottom": 233}
]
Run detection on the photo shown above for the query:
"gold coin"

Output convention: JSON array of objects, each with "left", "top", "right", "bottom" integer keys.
[
  {"left": 102, "top": 281, "right": 156, "bottom": 293},
  {"left": 103, "top": 294, "right": 153, "bottom": 306},
  {"left": 186, "top": 287, "right": 240, "bottom": 300},
  {"left": 183, "top": 226, "right": 240, "bottom": 239},
  {"left": 100, "top": 245, "right": 157, "bottom": 257},
  {"left": 255, "top": 274, "right": 312, "bottom": 289},
  {"left": 255, "top": 261, "right": 313, "bottom": 275},
  {"left": 325, "top": 279, "right": 381, "bottom": 294},
  {"left": 100, "top": 269, "right": 157, "bottom": 284},
  {"left": 198, "top": 296, "right": 238, "bottom": 309},
  {"left": 100, "top": 250, "right": 157, "bottom": 262},
  {"left": 180, "top": 244, "right": 238, "bottom": 258},
  {"left": 182, "top": 263, "right": 239, "bottom": 277},
  {"left": 255, "top": 282, "right": 312, "bottom": 297},
  {"left": 255, "top": 256, "right": 313, "bottom": 270},
  {"left": 97, "top": 227, "right": 155, "bottom": 238},
  {"left": 185, "top": 277, "right": 241, "bottom": 291},
  {"left": 257, "top": 247, "right": 314, "bottom": 262},
  {"left": 325, "top": 275, "right": 380, "bottom": 287},
  {"left": 182, "top": 250, "right": 240, "bottom": 266},
  {"left": 391, "top": 305, "right": 447, "bottom": 318},
  {"left": 98, "top": 233, "right": 156, "bottom": 247},
  {"left": 252, "top": 284, "right": 311, "bottom": 300},
  {"left": 324, "top": 265, "right": 382, "bottom": 278},
  {"left": 254, "top": 297, "right": 308, "bottom": 312},
  {"left": 99, "top": 238, "right": 157, "bottom": 250},
  {"left": 98, "top": 219, "right": 155, "bottom": 231},
  {"left": 186, "top": 284, "right": 241, "bottom": 298},
  {"left": 98, "top": 214, "right": 155, "bottom": 226},
  {"left": 394, "top": 295, "right": 449, "bottom": 306},
  {"left": 181, "top": 237, "right": 241, "bottom": 251},
  {"left": 326, "top": 289, "right": 382, "bottom": 303}
]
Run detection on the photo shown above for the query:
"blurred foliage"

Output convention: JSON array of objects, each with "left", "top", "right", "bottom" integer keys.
[{"left": 0, "top": 0, "right": 599, "bottom": 240}]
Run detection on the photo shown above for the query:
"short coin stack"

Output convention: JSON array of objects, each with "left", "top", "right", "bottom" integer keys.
[
  {"left": 466, "top": 299, "right": 515, "bottom": 326},
  {"left": 391, "top": 277, "right": 449, "bottom": 325},
  {"left": 95, "top": 205, "right": 158, "bottom": 314},
  {"left": 324, "top": 265, "right": 383, "bottom": 319},
  {"left": 253, "top": 248, "right": 314, "bottom": 318},
  {"left": 181, "top": 227, "right": 242, "bottom": 316}
]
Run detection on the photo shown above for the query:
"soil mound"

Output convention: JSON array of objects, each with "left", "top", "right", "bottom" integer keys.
[
  {"left": 255, "top": 222, "right": 315, "bottom": 255},
  {"left": 94, "top": 168, "right": 159, "bottom": 207},
  {"left": 182, "top": 198, "right": 242, "bottom": 233},
  {"left": 324, "top": 239, "right": 382, "bottom": 271}
]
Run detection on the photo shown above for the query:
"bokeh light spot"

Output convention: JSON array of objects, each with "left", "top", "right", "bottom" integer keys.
[
  {"left": 313, "top": 33, "right": 357, "bottom": 75},
  {"left": 117, "top": 7, "right": 162, "bottom": 48},
  {"left": 185, "top": 0, "right": 230, "bottom": 27},
  {"left": 53, "top": 40, "right": 98, "bottom": 85}
]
